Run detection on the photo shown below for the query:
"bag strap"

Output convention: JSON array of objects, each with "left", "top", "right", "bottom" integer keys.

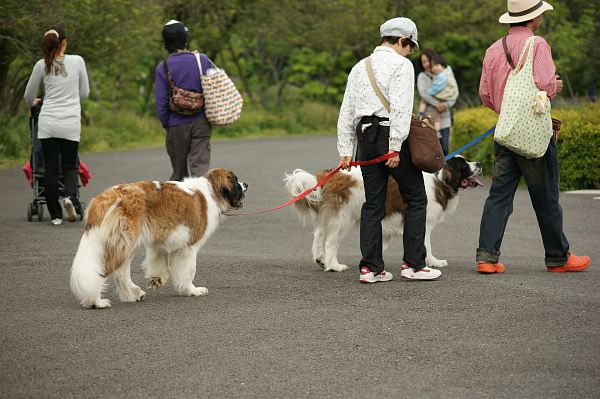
[
  {"left": 194, "top": 51, "right": 218, "bottom": 76},
  {"left": 163, "top": 58, "right": 170, "bottom": 81},
  {"left": 193, "top": 51, "right": 203, "bottom": 76},
  {"left": 514, "top": 36, "right": 536, "bottom": 72},
  {"left": 502, "top": 36, "right": 515, "bottom": 70},
  {"left": 365, "top": 56, "right": 391, "bottom": 113}
]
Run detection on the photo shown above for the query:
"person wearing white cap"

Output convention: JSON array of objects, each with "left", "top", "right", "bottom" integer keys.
[
  {"left": 337, "top": 17, "right": 442, "bottom": 282},
  {"left": 476, "top": 0, "right": 591, "bottom": 274},
  {"left": 155, "top": 20, "right": 216, "bottom": 181}
]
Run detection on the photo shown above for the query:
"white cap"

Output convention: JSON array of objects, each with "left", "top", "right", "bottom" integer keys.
[{"left": 380, "top": 17, "right": 419, "bottom": 50}]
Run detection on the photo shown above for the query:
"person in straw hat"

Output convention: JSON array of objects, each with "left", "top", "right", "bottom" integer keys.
[{"left": 476, "top": 0, "right": 591, "bottom": 273}]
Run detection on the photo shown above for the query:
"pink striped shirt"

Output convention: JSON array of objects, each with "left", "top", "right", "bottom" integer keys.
[{"left": 479, "top": 26, "right": 557, "bottom": 114}]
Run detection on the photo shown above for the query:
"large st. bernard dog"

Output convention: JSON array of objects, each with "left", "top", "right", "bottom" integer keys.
[
  {"left": 284, "top": 156, "right": 482, "bottom": 272},
  {"left": 70, "top": 168, "right": 247, "bottom": 309}
]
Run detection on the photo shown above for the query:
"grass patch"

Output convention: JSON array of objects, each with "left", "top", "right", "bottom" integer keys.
[{"left": 0, "top": 101, "right": 339, "bottom": 169}]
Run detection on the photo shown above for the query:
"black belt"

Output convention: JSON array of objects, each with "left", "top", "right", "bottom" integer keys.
[{"left": 357, "top": 115, "right": 389, "bottom": 142}]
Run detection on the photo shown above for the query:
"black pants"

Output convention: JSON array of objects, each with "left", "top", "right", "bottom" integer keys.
[
  {"left": 166, "top": 118, "right": 212, "bottom": 181},
  {"left": 40, "top": 138, "right": 79, "bottom": 220},
  {"left": 356, "top": 116, "right": 428, "bottom": 272}
]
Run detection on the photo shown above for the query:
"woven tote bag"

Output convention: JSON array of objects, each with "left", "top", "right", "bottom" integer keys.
[
  {"left": 195, "top": 53, "right": 243, "bottom": 125},
  {"left": 494, "top": 36, "right": 553, "bottom": 159}
]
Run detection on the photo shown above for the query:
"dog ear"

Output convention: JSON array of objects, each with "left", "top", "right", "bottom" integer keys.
[
  {"left": 222, "top": 173, "right": 243, "bottom": 203},
  {"left": 443, "top": 158, "right": 462, "bottom": 189}
]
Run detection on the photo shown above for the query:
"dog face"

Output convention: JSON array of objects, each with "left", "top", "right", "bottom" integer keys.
[
  {"left": 204, "top": 168, "right": 248, "bottom": 210},
  {"left": 442, "top": 156, "right": 482, "bottom": 190}
]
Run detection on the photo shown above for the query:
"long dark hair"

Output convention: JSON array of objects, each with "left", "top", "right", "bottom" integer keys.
[
  {"left": 42, "top": 25, "right": 67, "bottom": 74},
  {"left": 419, "top": 48, "right": 438, "bottom": 72}
]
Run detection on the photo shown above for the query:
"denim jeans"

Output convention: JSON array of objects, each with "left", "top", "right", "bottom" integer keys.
[
  {"left": 356, "top": 117, "right": 427, "bottom": 272},
  {"left": 439, "top": 127, "right": 450, "bottom": 155},
  {"left": 477, "top": 139, "right": 569, "bottom": 267}
]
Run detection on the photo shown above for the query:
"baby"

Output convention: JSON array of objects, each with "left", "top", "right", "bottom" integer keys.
[{"left": 419, "top": 54, "right": 459, "bottom": 131}]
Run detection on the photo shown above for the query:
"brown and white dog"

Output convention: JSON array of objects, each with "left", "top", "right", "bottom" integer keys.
[
  {"left": 284, "top": 156, "right": 482, "bottom": 272},
  {"left": 70, "top": 168, "right": 247, "bottom": 309}
]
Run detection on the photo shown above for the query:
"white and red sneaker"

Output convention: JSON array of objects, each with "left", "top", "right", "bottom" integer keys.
[
  {"left": 359, "top": 266, "right": 393, "bottom": 283},
  {"left": 400, "top": 263, "right": 441, "bottom": 281}
]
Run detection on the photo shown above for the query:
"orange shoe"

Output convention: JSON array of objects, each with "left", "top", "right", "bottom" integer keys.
[
  {"left": 547, "top": 252, "right": 591, "bottom": 272},
  {"left": 477, "top": 262, "right": 505, "bottom": 274}
]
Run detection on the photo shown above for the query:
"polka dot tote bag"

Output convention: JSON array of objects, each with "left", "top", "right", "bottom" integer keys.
[
  {"left": 195, "top": 53, "right": 243, "bottom": 126},
  {"left": 494, "top": 36, "right": 553, "bottom": 159}
]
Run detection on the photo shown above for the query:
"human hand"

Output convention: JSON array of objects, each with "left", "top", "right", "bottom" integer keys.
[
  {"left": 33, "top": 97, "right": 42, "bottom": 106},
  {"left": 436, "top": 102, "right": 447, "bottom": 112},
  {"left": 385, "top": 151, "right": 400, "bottom": 168},
  {"left": 554, "top": 75, "right": 563, "bottom": 94},
  {"left": 339, "top": 156, "right": 352, "bottom": 171}
]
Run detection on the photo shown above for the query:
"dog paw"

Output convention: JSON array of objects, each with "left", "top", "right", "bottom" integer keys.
[
  {"left": 314, "top": 258, "right": 325, "bottom": 268},
  {"left": 324, "top": 264, "right": 347, "bottom": 272},
  {"left": 91, "top": 298, "right": 111, "bottom": 309},
  {"left": 134, "top": 287, "right": 146, "bottom": 302},
  {"left": 427, "top": 258, "right": 448, "bottom": 268},
  {"left": 147, "top": 277, "right": 163, "bottom": 290},
  {"left": 190, "top": 287, "right": 208, "bottom": 296}
]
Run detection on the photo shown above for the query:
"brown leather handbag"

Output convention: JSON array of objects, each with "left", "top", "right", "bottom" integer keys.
[
  {"left": 365, "top": 57, "right": 444, "bottom": 173},
  {"left": 163, "top": 54, "right": 204, "bottom": 116}
]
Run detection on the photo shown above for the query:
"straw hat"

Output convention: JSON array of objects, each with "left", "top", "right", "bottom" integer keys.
[{"left": 499, "top": 0, "right": 553, "bottom": 24}]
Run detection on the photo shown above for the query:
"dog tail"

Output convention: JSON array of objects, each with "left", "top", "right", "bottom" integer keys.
[
  {"left": 283, "top": 169, "right": 322, "bottom": 227},
  {"left": 70, "top": 190, "right": 142, "bottom": 308},
  {"left": 70, "top": 221, "right": 108, "bottom": 308}
]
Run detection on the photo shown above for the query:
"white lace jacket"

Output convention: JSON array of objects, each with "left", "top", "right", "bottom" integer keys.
[{"left": 337, "top": 46, "right": 414, "bottom": 157}]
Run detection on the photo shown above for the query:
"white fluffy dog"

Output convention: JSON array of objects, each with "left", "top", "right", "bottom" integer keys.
[{"left": 284, "top": 156, "right": 482, "bottom": 272}]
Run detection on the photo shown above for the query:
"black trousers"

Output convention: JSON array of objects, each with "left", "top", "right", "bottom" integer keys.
[
  {"left": 40, "top": 138, "right": 79, "bottom": 220},
  {"left": 356, "top": 116, "right": 428, "bottom": 272}
]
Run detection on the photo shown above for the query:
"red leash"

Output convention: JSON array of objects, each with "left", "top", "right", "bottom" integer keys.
[{"left": 223, "top": 152, "right": 398, "bottom": 216}]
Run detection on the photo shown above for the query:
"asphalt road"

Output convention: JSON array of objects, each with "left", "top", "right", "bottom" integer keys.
[{"left": 1, "top": 135, "right": 598, "bottom": 399}]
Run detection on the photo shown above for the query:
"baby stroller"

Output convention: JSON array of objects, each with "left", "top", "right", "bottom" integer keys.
[{"left": 25, "top": 101, "right": 88, "bottom": 222}]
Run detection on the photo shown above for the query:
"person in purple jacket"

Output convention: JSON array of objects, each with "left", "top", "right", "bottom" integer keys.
[{"left": 155, "top": 20, "right": 215, "bottom": 181}]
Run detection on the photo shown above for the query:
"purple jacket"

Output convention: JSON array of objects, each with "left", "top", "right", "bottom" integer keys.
[{"left": 155, "top": 51, "right": 214, "bottom": 128}]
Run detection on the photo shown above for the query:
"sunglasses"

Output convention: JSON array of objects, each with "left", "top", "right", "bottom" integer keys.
[{"left": 406, "top": 38, "right": 417, "bottom": 54}]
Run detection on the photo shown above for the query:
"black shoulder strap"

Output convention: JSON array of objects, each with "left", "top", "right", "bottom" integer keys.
[
  {"left": 162, "top": 57, "right": 174, "bottom": 94},
  {"left": 163, "top": 57, "right": 170, "bottom": 77},
  {"left": 502, "top": 36, "right": 515, "bottom": 70}
]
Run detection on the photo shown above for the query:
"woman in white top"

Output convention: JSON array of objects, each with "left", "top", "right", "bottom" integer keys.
[{"left": 24, "top": 25, "right": 89, "bottom": 225}]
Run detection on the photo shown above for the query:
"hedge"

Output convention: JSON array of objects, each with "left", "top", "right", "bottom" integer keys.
[{"left": 451, "top": 103, "right": 600, "bottom": 190}]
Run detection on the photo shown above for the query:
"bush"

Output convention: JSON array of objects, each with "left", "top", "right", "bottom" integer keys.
[
  {"left": 555, "top": 105, "right": 600, "bottom": 190},
  {"left": 451, "top": 107, "right": 498, "bottom": 175},
  {"left": 0, "top": 112, "right": 30, "bottom": 167},
  {"left": 81, "top": 106, "right": 165, "bottom": 152},
  {"left": 452, "top": 103, "right": 600, "bottom": 190},
  {"left": 0, "top": 100, "right": 339, "bottom": 168},
  {"left": 212, "top": 101, "right": 338, "bottom": 138}
]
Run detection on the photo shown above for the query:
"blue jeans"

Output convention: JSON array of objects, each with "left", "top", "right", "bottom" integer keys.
[
  {"left": 439, "top": 127, "right": 450, "bottom": 155},
  {"left": 477, "top": 139, "right": 569, "bottom": 267}
]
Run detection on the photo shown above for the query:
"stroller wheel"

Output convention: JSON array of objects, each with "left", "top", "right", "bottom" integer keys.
[
  {"left": 27, "top": 203, "right": 33, "bottom": 222},
  {"left": 37, "top": 205, "right": 44, "bottom": 222}
]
